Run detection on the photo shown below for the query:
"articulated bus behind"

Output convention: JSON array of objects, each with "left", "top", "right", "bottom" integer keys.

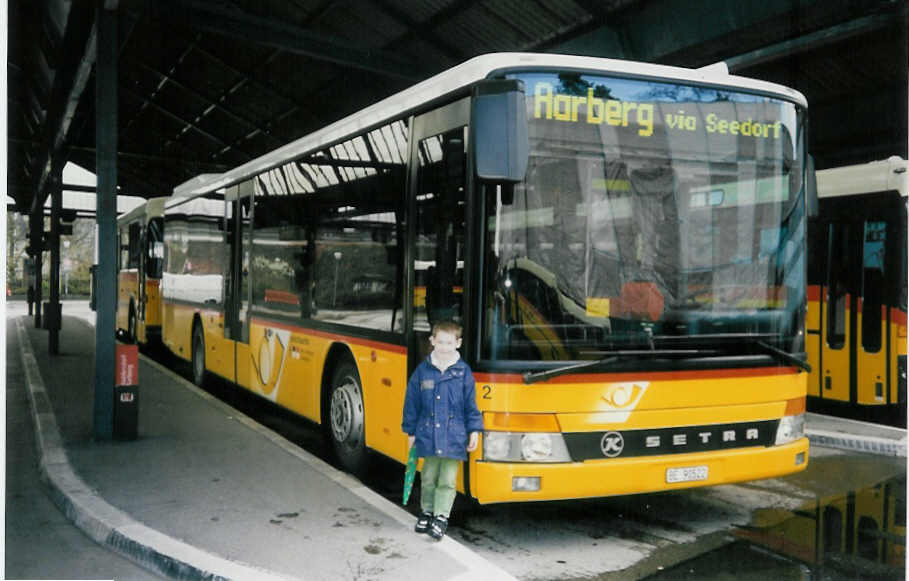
[
  {"left": 807, "top": 157, "right": 908, "bottom": 426},
  {"left": 158, "top": 53, "right": 813, "bottom": 503},
  {"left": 117, "top": 197, "right": 168, "bottom": 345}
]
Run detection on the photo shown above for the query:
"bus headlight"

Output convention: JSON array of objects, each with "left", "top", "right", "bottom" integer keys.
[
  {"left": 521, "top": 433, "right": 553, "bottom": 461},
  {"left": 775, "top": 413, "right": 805, "bottom": 446},
  {"left": 484, "top": 432, "right": 512, "bottom": 460},
  {"left": 483, "top": 432, "right": 571, "bottom": 462}
]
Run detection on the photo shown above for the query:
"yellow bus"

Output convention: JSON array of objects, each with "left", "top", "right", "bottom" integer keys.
[
  {"left": 806, "top": 157, "right": 907, "bottom": 426},
  {"left": 160, "top": 53, "right": 814, "bottom": 503},
  {"left": 117, "top": 196, "right": 168, "bottom": 345}
]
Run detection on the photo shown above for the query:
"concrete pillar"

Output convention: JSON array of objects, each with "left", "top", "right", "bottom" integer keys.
[{"left": 93, "top": 0, "right": 118, "bottom": 439}]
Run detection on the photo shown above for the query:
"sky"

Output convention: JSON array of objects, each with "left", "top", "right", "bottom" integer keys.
[{"left": 6, "top": 162, "right": 147, "bottom": 215}]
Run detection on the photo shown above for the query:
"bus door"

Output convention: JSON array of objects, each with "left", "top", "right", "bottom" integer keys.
[
  {"left": 822, "top": 222, "right": 857, "bottom": 403},
  {"left": 135, "top": 220, "right": 147, "bottom": 336},
  {"left": 823, "top": 212, "right": 895, "bottom": 406},
  {"left": 225, "top": 180, "right": 253, "bottom": 387},
  {"left": 144, "top": 217, "right": 164, "bottom": 329},
  {"left": 856, "top": 218, "right": 890, "bottom": 405},
  {"left": 407, "top": 98, "right": 470, "bottom": 371}
]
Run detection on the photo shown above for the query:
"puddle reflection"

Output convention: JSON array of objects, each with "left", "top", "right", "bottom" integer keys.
[{"left": 646, "top": 472, "right": 905, "bottom": 580}]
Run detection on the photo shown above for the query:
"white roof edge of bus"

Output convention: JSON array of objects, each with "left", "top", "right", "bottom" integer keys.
[
  {"left": 816, "top": 156, "right": 909, "bottom": 198},
  {"left": 116, "top": 195, "right": 171, "bottom": 225},
  {"left": 697, "top": 61, "right": 730, "bottom": 75},
  {"left": 175, "top": 52, "right": 809, "bottom": 199},
  {"left": 164, "top": 195, "right": 227, "bottom": 217},
  {"left": 172, "top": 173, "right": 224, "bottom": 197}
]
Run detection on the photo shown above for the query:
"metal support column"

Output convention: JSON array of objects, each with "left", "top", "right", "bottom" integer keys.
[
  {"left": 93, "top": 0, "right": 118, "bottom": 440},
  {"left": 29, "top": 210, "right": 43, "bottom": 328},
  {"left": 48, "top": 175, "right": 62, "bottom": 354}
]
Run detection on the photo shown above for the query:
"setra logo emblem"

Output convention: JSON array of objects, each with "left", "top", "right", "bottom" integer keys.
[{"left": 600, "top": 431, "right": 625, "bottom": 457}]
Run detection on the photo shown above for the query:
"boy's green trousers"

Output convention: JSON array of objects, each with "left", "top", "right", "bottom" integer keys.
[{"left": 420, "top": 456, "right": 459, "bottom": 517}]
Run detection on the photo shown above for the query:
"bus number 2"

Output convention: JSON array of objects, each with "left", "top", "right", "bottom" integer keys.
[{"left": 482, "top": 385, "right": 492, "bottom": 400}]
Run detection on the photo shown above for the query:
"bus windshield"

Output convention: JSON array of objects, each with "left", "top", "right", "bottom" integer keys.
[{"left": 482, "top": 71, "right": 806, "bottom": 362}]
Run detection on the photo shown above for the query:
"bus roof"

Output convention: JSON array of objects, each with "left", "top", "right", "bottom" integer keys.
[
  {"left": 173, "top": 52, "right": 809, "bottom": 199},
  {"left": 816, "top": 156, "right": 908, "bottom": 199},
  {"left": 117, "top": 196, "right": 171, "bottom": 226}
]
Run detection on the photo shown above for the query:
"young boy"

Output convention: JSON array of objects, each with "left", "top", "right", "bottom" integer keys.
[{"left": 401, "top": 321, "right": 483, "bottom": 540}]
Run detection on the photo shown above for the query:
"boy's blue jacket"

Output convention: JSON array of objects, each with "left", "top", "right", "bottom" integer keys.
[{"left": 401, "top": 355, "right": 484, "bottom": 460}]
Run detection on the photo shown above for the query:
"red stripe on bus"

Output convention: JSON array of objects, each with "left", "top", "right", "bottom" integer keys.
[
  {"left": 474, "top": 366, "right": 800, "bottom": 384},
  {"left": 165, "top": 302, "right": 221, "bottom": 319},
  {"left": 806, "top": 285, "right": 821, "bottom": 301},
  {"left": 264, "top": 289, "right": 300, "bottom": 305},
  {"left": 249, "top": 317, "right": 407, "bottom": 354},
  {"left": 893, "top": 309, "right": 908, "bottom": 326}
]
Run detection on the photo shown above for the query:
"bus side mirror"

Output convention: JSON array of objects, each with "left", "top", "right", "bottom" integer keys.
[
  {"left": 472, "top": 79, "right": 529, "bottom": 184},
  {"left": 806, "top": 155, "right": 818, "bottom": 219}
]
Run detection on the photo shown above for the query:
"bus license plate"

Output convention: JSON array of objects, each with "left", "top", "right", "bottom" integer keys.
[{"left": 666, "top": 466, "right": 708, "bottom": 483}]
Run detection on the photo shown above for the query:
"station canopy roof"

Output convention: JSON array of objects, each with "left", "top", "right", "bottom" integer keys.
[{"left": 7, "top": 0, "right": 907, "bottom": 214}]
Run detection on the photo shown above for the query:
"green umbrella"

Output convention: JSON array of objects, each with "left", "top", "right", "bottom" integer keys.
[{"left": 402, "top": 445, "right": 419, "bottom": 506}]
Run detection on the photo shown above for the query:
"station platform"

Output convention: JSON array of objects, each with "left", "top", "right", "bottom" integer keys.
[
  {"left": 11, "top": 314, "right": 517, "bottom": 581},
  {"left": 10, "top": 312, "right": 906, "bottom": 581},
  {"left": 806, "top": 412, "right": 906, "bottom": 457}
]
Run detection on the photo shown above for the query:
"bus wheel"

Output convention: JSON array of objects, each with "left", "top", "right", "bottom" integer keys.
[
  {"left": 127, "top": 303, "right": 137, "bottom": 343},
  {"left": 328, "top": 361, "right": 368, "bottom": 475},
  {"left": 191, "top": 323, "right": 206, "bottom": 387}
]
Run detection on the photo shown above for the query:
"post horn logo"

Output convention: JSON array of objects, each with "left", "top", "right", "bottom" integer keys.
[{"left": 602, "top": 383, "right": 647, "bottom": 408}]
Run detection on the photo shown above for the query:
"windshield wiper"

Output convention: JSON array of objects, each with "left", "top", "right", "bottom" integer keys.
[
  {"left": 522, "top": 349, "right": 714, "bottom": 384},
  {"left": 657, "top": 332, "right": 812, "bottom": 372},
  {"left": 754, "top": 340, "right": 812, "bottom": 372}
]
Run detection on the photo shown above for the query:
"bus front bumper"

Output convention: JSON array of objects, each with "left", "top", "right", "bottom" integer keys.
[{"left": 471, "top": 437, "right": 809, "bottom": 504}]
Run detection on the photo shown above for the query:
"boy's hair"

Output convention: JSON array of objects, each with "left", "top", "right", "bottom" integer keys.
[{"left": 431, "top": 320, "right": 462, "bottom": 339}]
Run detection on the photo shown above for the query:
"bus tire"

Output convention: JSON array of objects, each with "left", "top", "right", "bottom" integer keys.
[
  {"left": 328, "top": 360, "right": 368, "bottom": 475},
  {"left": 191, "top": 321, "right": 206, "bottom": 387},
  {"left": 127, "top": 302, "right": 137, "bottom": 344}
]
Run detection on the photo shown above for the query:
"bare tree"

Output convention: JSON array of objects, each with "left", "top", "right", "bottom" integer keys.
[{"left": 6, "top": 211, "right": 29, "bottom": 290}]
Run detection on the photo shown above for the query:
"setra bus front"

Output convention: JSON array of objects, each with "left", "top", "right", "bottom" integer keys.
[{"left": 469, "top": 67, "right": 811, "bottom": 503}]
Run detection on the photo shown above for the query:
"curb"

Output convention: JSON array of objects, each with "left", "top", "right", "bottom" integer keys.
[
  {"left": 805, "top": 412, "right": 907, "bottom": 458},
  {"left": 15, "top": 317, "right": 298, "bottom": 581},
  {"left": 807, "top": 430, "right": 907, "bottom": 458}
]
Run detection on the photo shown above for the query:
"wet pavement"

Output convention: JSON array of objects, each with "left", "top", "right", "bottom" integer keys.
[{"left": 6, "top": 303, "right": 164, "bottom": 580}]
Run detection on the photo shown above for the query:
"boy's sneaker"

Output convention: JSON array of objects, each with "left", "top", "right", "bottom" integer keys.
[
  {"left": 414, "top": 511, "right": 433, "bottom": 534},
  {"left": 428, "top": 515, "right": 448, "bottom": 540}
]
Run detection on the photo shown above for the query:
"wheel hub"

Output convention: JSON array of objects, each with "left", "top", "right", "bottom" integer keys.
[{"left": 331, "top": 379, "right": 363, "bottom": 444}]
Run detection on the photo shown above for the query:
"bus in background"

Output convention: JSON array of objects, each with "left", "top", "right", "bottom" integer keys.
[
  {"left": 159, "top": 53, "right": 814, "bottom": 503},
  {"left": 807, "top": 157, "right": 908, "bottom": 427},
  {"left": 116, "top": 196, "right": 168, "bottom": 345}
]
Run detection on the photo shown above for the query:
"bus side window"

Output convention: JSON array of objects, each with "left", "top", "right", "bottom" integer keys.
[
  {"left": 826, "top": 223, "right": 848, "bottom": 349},
  {"left": 857, "top": 516, "right": 880, "bottom": 561},
  {"left": 861, "top": 220, "right": 885, "bottom": 353},
  {"left": 823, "top": 505, "right": 843, "bottom": 554},
  {"left": 128, "top": 222, "right": 142, "bottom": 269},
  {"left": 119, "top": 229, "right": 130, "bottom": 270},
  {"left": 414, "top": 128, "right": 467, "bottom": 330}
]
